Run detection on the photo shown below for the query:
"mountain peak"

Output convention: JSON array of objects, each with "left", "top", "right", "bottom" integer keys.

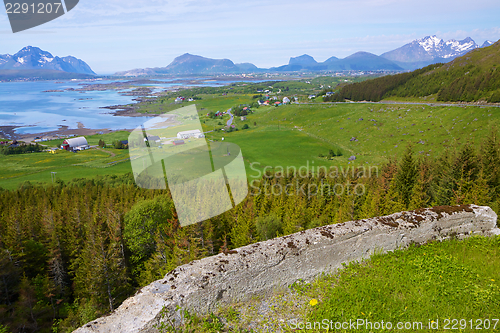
[
  {"left": 165, "top": 53, "right": 238, "bottom": 74},
  {"left": 346, "top": 51, "right": 378, "bottom": 59},
  {"left": 417, "top": 35, "right": 444, "bottom": 52},
  {"left": 0, "top": 46, "right": 95, "bottom": 75},
  {"left": 481, "top": 40, "right": 495, "bottom": 48},
  {"left": 381, "top": 35, "right": 479, "bottom": 64},
  {"left": 289, "top": 54, "right": 317, "bottom": 66}
]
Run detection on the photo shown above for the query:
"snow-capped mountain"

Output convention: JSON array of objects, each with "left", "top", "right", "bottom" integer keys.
[
  {"left": 0, "top": 46, "right": 95, "bottom": 75},
  {"left": 381, "top": 35, "right": 479, "bottom": 64},
  {"left": 0, "top": 54, "right": 12, "bottom": 66},
  {"left": 481, "top": 40, "right": 495, "bottom": 48}
]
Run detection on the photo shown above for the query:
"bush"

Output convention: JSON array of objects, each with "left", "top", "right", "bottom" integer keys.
[
  {"left": 113, "top": 140, "right": 125, "bottom": 149},
  {"left": 488, "top": 91, "right": 500, "bottom": 103},
  {"left": 255, "top": 214, "right": 282, "bottom": 241},
  {"left": 242, "top": 124, "right": 249, "bottom": 129},
  {"left": 0, "top": 143, "right": 43, "bottom": 155}
]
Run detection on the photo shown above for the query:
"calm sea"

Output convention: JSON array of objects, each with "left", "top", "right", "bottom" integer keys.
[{"left": 0, "top": 78, "right": 244, "bottom": 135}]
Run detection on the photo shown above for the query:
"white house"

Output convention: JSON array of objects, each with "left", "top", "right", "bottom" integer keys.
[
  {"left": 177, "top": 129, "right": 204, "bottom": 139},
  {"left": 283, "top": 97, "right": 290, "bottom": 104}
]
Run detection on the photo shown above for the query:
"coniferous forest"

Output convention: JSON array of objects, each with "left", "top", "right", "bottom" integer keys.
[{"left": 1, "top": 128, "right": 500, "bottom": 332}]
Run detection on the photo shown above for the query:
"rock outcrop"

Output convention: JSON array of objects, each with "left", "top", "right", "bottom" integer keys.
[{"left": 75, "top": 205, "right": 499, "bottom": 333}]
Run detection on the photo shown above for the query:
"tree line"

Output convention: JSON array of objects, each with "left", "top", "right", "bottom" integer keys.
[
  {"left": 0, "top": 143, "right": 44, "bottom": 155},
  {"left": 326, "top": 61, "right": 500, "bottom": 103},
  {"left": 1, "top": 129, "right": 500, "bottom": 332}
]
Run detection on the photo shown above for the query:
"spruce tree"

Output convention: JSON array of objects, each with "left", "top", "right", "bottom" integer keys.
[
  {"left": 480, "top": 127, "right": 500, "bottom": 197},
  {"left": 395, "top": 145, "right": 417, "bottom": 208},
  {"left": 408, "top": 168, "right": 430, "bottom": 210}
]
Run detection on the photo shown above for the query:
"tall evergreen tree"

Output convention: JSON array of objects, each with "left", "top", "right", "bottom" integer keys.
[{"left": 395, "top": 145, "right": 418, "bottom": 208}]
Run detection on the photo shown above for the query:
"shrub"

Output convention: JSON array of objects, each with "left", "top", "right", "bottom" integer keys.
[{"left": 255, "top": 214, "right": 282, "bottom": 241}]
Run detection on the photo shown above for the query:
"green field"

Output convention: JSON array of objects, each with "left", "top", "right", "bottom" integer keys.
[
  {"left": 204, "top": 102, "right": 500, "bottom": 173},
  {"left": 0, "top": 146, "right": 132, "bottom": 190},
  {"left": 2, "top": 82, "right": 500, "bottom": 190}
]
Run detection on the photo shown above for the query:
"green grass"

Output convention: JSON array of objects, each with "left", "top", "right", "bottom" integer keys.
[
  {"left": 303, "top": 235, "right": 500, "bottom": 332},
  {"left": 136, "top": 94, "right": 255, "bottom": 115},
  {"left": 3, "top": 85, "right": 500, "bottom": 189},
  {"left": 205, "top": 102, "right": 500, "bottom": 173},
  {"left": 0, "top": 148, "right": 132, "bottom": 190},
  {"left": 0, "top": 130, "right": 137, "bottom": 189},
  {"left": 210, "top": 127, "right": 348, "bottom": 178}
]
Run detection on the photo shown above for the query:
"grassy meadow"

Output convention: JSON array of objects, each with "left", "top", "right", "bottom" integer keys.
[
  {"left": 0, "top": 130, "right": 132, "bottom": 189},
  {"left": 2, "top": 87, "right": 500, "bottom": 190},
  {"left": 203, "top": 101, "right": 500, "bottom": 174}
]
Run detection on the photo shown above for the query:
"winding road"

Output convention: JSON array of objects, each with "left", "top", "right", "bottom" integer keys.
[{"left": 226, "top": 108, "right": 234, "bottom": 127}]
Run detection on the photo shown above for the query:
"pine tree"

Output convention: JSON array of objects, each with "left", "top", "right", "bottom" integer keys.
[
  {"left": 229, "top": 203, "right": 256, "bottom": 248},
  {"left": 464, "top": 168, "right": 490, "bottom": 206},
  {"left": 359, "top": 186, "right": 381, "bottom": 219},
  {"left": 380, "top": 177, "right": 406, "bottom": 215},
  {"left": 453, "top": 142, "right": 477, "bottom": 183},
  {"left": 480, "top": 127, "right": 500, "bottom": 197},
  {"left": 394, "top": 145, "right": 417, "bottom": 208},
  {"left": 408, "top": 167, "right": 430, "bottom": 210}
]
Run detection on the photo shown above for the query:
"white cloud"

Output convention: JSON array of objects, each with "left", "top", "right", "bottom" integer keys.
[{"left": 0, "top": 0, "right": 499, "bottom": 72}]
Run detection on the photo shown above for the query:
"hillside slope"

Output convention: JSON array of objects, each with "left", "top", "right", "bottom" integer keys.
[{"left": 329, "top": 40, "right": 500, "bottom": 102}]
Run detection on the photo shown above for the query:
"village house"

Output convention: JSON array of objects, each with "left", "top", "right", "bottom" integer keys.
[
  {"left": 172, "top": 140, "right": 185, "bottom": 146},
  {"left": 146, "top": 135, "right": 161, "bottom": 142}
]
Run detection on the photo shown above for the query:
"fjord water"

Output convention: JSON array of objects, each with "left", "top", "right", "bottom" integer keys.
[
  {"left": 0, "top": 80, "right": 153, "bottom": 134},
  {"left": 0, "top": 78, "right": 239, "bottom": 135}
]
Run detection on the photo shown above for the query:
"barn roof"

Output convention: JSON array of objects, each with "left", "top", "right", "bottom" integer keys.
[
  {"left": 64, "top": 137, "right": 88, "bottom": 147},
  {"left": 178, "top": 129, "right": 202, "bottom": 136}
]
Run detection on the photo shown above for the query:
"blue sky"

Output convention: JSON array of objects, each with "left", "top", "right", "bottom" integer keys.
[{"left": 1, "top": 0, "right": 500, "bottom": 74}]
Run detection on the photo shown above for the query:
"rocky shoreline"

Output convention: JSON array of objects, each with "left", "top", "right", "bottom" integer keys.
[
  {"left": 2, "top": 76, "right": 231, "bottom": 141},
  {"left": 0, "top": 124, "right": 123, "bottom": 142}
]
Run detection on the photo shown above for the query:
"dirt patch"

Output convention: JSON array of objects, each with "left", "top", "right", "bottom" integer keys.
[
  {"left": 377, "top": 216, "right": 399, "bottom": 228},
  {"left": 416, "top": 205, "right": 474, "bottom": 220}
]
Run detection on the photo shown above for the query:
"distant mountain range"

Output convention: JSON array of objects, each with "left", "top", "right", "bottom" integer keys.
[
  {"left": 0, "top": 46, "right": 96, "bottom": 79},
  {"left": 328, "top": 39, "right": 500, "bottom": 103},
  {"left": 380, "top": 36, "right": 495, "bottom": 70},
  {"left": 1, "top": 37, "right": 497, "bottom": 80},
  {"left": 116, "top": 36, "right": 497, "bottom": 76},
  {"left": 271, "top": 51, "right": 404, "bottom": 71}
]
